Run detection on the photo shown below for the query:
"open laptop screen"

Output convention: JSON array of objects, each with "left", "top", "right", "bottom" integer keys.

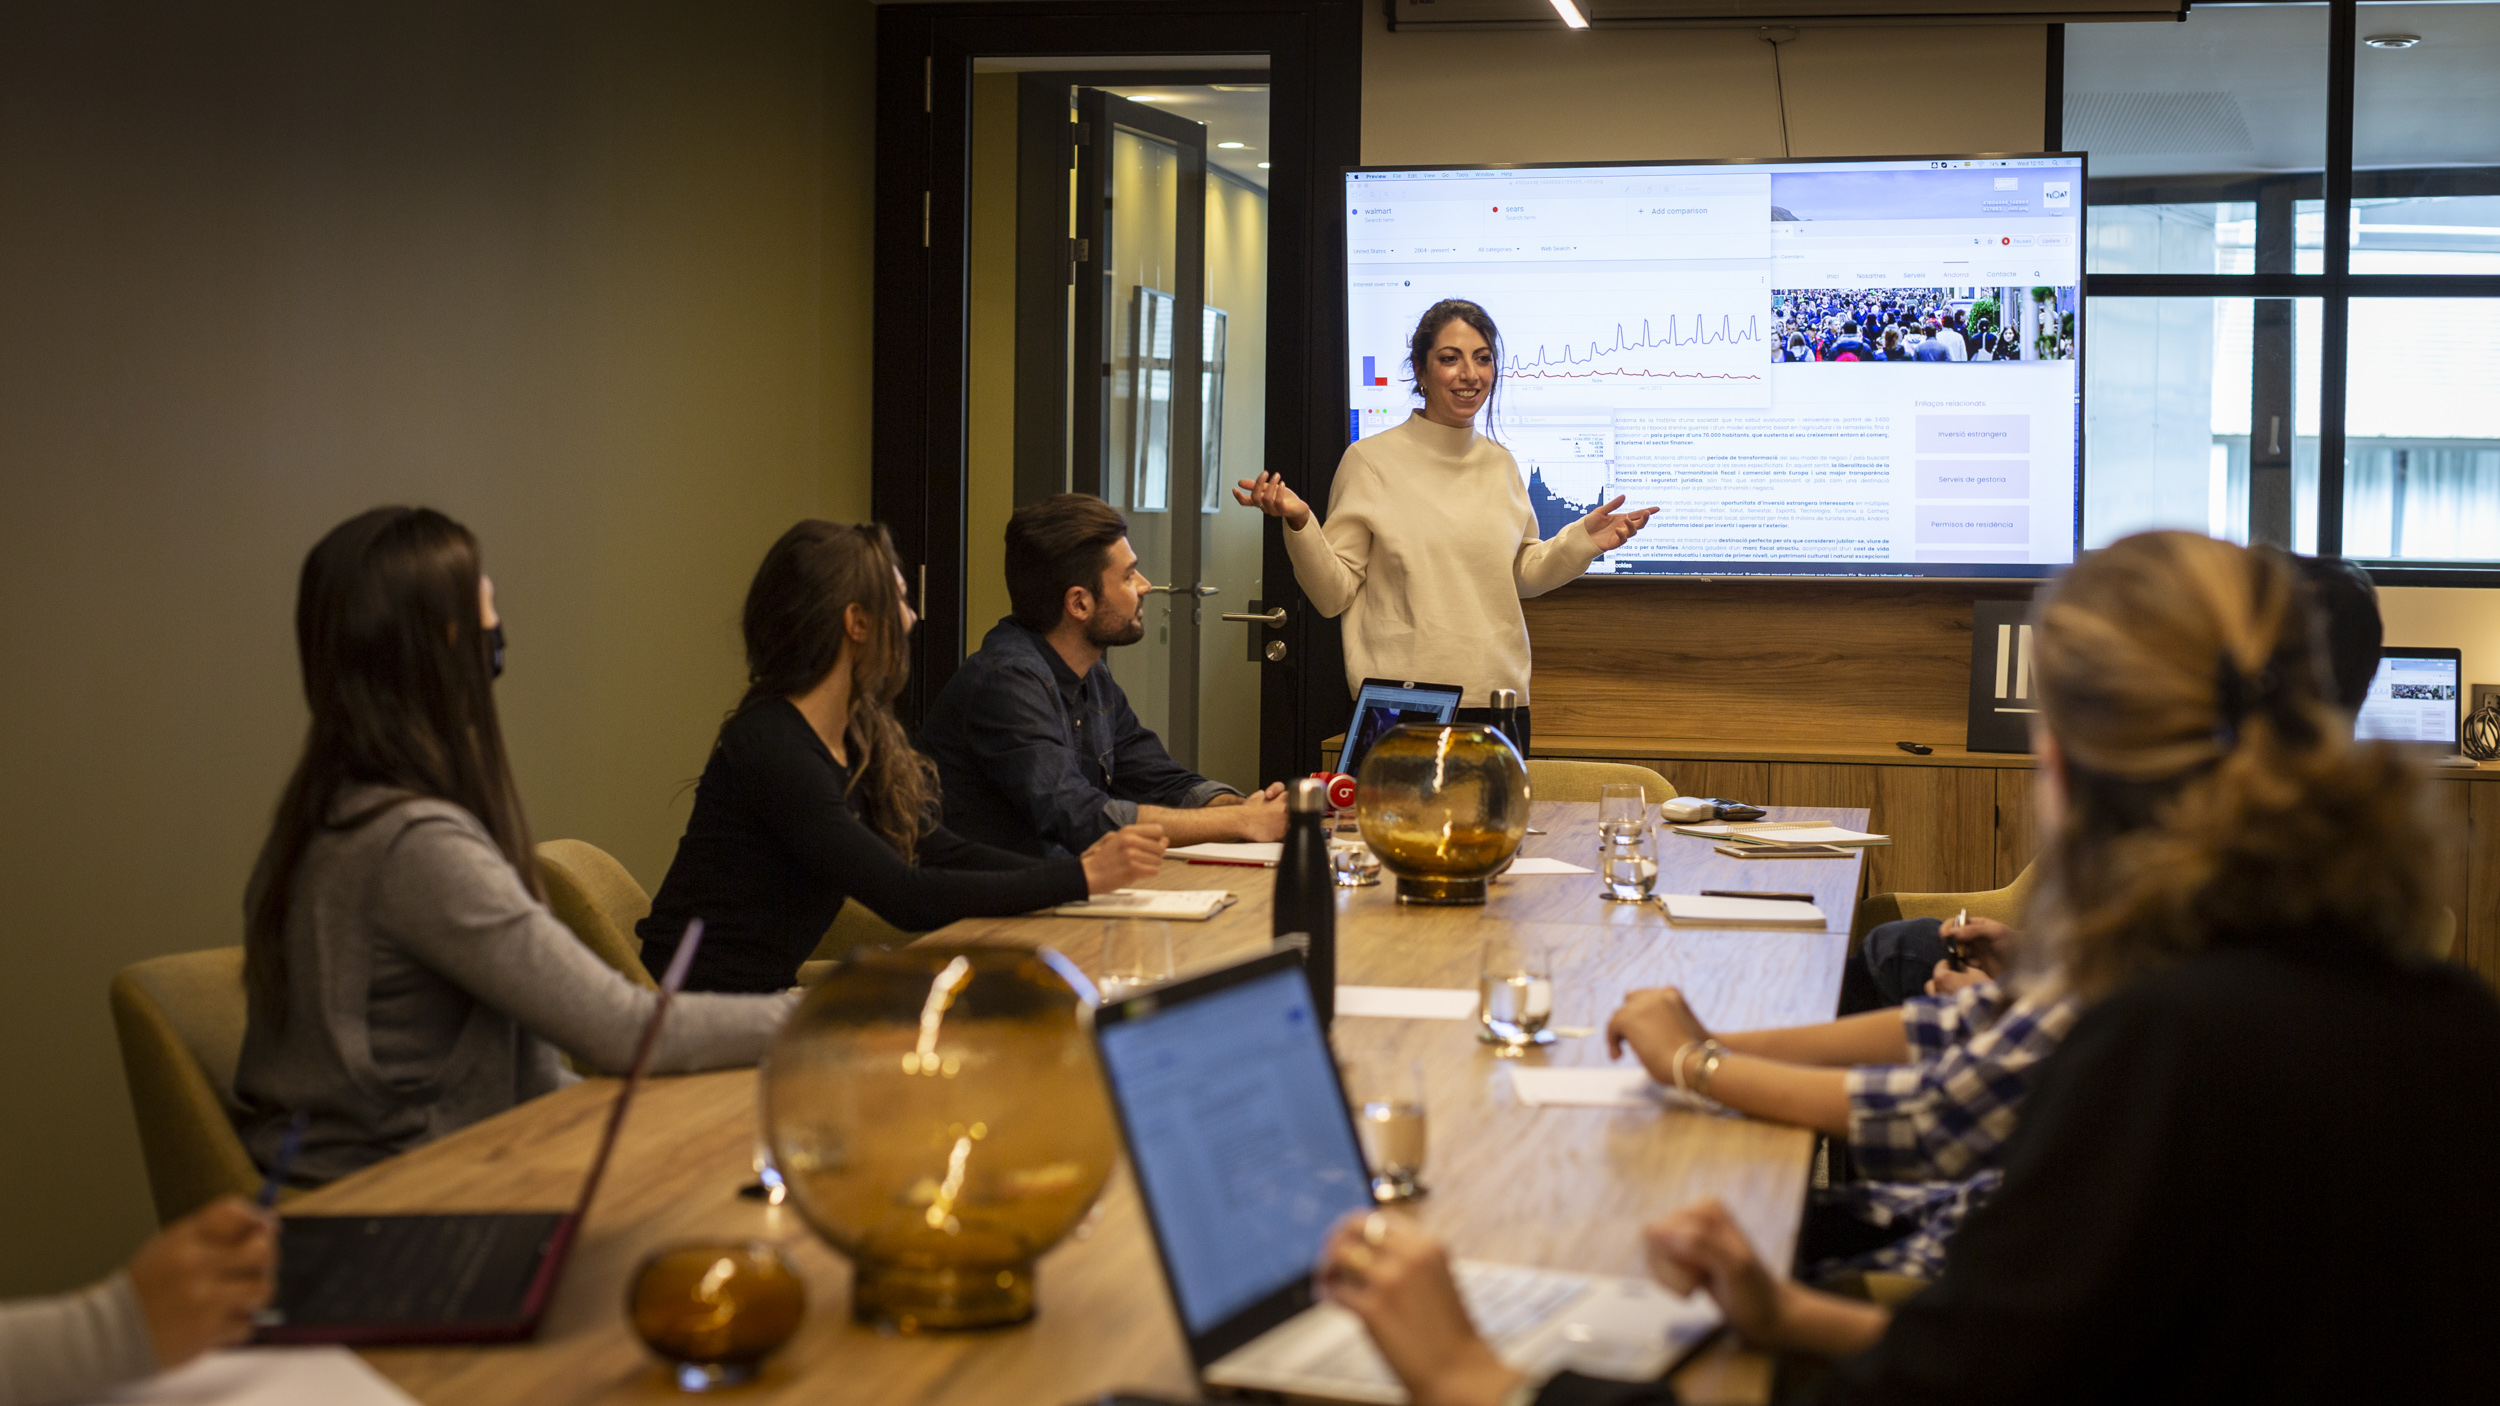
[
  {"left": 2356, "top": 648, "right": 2461, "bottom": 746},
  {"left": 1340, "top": 678, "right": 1465, "bottom": 778},
  {"left": 1096, "top": 961, "right": 1374, "bottom": 1338}
]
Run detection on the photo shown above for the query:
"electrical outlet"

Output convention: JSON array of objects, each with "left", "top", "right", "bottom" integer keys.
[{"left": 2475, "top": 684, "right": 2500, "bottom": 716}]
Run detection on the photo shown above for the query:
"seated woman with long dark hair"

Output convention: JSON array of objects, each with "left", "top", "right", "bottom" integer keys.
[
  {"left": 1313, "top": 532, "right": 2500, "bottom": 1404},
  {"left": 235, "top": 509, "right": 794, "bottom": 1188},
  {"left": 636, "top": 521, "right": 1165, "bottom": 994}
]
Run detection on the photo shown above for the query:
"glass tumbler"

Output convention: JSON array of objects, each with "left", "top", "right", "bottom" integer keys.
[
  {"left": 1347, "top": 1051, "right": 1429, "bottom": 1202},
  {"left": 1478, "top": 934, "right": 1555, "bottom": 1055},
  {"left": 1096, "top": 919, "right": 1175, "bottom": 1001},
  {"left": 1597, "top": 820, "right": 1659, "bottom": 902},
  {"left": 1598, "top": 782, "right": 1650, "bottom": 828}
]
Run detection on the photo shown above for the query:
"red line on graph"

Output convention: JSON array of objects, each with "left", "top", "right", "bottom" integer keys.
[{"left": 1505, "top": 367, "right": 1765, "bottom": 382}]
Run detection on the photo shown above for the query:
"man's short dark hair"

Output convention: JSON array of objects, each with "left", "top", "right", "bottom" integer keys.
[
  {"left": 2298, "top": 555, "right": 2383, "bottom": 711},
  {"left": 1005, "top": 493, "right": 1129, "bottom": 632}
]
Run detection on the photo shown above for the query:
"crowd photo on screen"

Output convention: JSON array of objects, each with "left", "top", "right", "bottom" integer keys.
[{"left": 1771, "top": 285, "right": 2077, "bottom": 365}]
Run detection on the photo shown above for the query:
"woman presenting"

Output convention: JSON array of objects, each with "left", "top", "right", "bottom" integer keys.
[{"left": 1235, "top": 299, "right": 1654, "bottom": 752}]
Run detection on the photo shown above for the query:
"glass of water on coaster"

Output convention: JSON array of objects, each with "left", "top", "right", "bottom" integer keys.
[
  {"left": 1096, "top": 919, "right": 1174, "bottom": 1001},
  {"left": 1478, "top": 933, "right": 1555, "bottom": 1055},
  {"left": 1598, "top": 782, "right": 1649, "bottom": 828},
  {"left": 1347, "top": 1051, "right": 1429, "bottom": 1202},
  {"left": 1597, "top": 818, "right": 1658, "bottom": 902}
]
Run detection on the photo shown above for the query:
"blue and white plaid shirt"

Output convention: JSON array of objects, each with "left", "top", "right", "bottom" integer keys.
[
  {"left": 1844, "top": 980, "right": 2081, "bottom": 1182},
  {"left": 1815, "top": 1172, "right": 2004, "bottom": 1280}
]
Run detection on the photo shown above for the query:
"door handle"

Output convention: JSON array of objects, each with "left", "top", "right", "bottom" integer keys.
[
  {"left": 1144, "top": 584, "right": 1221, "bottom": 597},
  {"left": 1222, "top": 608, "right": 1287, "bottom": 627}
]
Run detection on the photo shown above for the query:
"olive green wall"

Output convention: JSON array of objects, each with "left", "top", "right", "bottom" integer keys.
[{"left": 0, "top": 0, "right": 876, "bottom": 1294}]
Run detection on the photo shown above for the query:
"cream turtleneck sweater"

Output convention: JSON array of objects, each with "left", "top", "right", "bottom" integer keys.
[{"left": 1281, "top": 412, "right": 1603, "bottom": 706}]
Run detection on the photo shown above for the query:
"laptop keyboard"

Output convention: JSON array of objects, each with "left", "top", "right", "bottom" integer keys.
[
  {"left": 276, "top": 1213, "right": 565, "bottom": 1326},
  {"left": 1266, "top": 1263, "right": 1594, "bottom": 1385}
]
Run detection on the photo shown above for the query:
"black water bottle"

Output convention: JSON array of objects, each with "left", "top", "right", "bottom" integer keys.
[
  {"left": 1488, "top": 687, "right": 1523, "bottom": 759},
  {"left": 1274, "top": 777, "right": 1337, "bottom": 1028}
]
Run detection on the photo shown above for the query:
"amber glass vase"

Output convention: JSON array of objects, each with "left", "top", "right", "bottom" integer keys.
[
  {"left": 761, "top": 944, "right": 1116, "bottom": 1330},
  {"left": 1355, "top": 723, "right": 1531, "bottom": 904}
]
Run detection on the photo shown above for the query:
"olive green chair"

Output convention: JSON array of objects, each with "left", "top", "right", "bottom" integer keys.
[
  {"left": 1849, "top": 861, "right": 2038, "bottom": 949},
  {"left": 109, "top": 947, "right": 261, "bottom": 1225},
  {"left": 1523, "top": 759, "right": 1680, "bottom": 805},
  {"left": 536, "top": 838, "right": 659, "bottom": 988}
]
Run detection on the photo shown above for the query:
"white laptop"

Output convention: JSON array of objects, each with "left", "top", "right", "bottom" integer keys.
[
  {"left": 2356, "top": 647, "right": 2477, "bottom": 766},
  {"left": 1091, "top": 951, "right": 1722, "bottom": 1403}
]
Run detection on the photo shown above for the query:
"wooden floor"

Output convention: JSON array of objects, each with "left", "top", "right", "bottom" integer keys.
[{"left": 293, "top": 802, "right": 1869, "bottom": 1405}]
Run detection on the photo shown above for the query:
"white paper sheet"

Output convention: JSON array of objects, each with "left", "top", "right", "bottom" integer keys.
[
  {"left": 1500, "top": 857, "right": 1593, "bottom": 875},
  {"left": 1682, "top": 824, "right": 1886, "bottom": 846},
  {"left": 1052, "top": 889, "right": 1237, "bottom": 920},
  {"left": 1335, "top": 985, "right": 1480, "bottom": 1020},
  {"left": 91, "top": 1348, "right": 418, "bottom": 1405},
  {"left": 1169, "top": 841, "right": 1284, "bottom": 865},
  {"left": 1510, "top": 1066, "right": 1716, "bottom": 1111}
]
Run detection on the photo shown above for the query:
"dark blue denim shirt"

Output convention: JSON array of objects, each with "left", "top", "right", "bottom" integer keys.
[{"left": 919, "top": 618, "right": 1237, "bottom": 858}]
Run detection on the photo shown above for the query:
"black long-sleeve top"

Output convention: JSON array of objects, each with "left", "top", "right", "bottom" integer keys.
[
  {"left": 1538, "top": 938, "right": 2500, "bottom": 1406},
  {"left": 637, "top": 699, "right": 1088, "bottom": 993}
]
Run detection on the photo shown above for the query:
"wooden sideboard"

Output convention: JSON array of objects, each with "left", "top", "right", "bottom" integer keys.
[{"left": 1538, "top": 734, "right": 2500, "bottom": 990}]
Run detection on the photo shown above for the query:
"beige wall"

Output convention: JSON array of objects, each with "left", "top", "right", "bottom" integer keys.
[
  {"left": 967, "top": 74, "right": 1022, "bottom": 647},
  {"left": 1365, "top": 16, "right": 2045, "bottom": 165},
  {"left": 0, "top": 0, "right": 876, "bottom": 1294},
  {"left": 2382, "top": 589, "right": 2500, "bottom": 703}
]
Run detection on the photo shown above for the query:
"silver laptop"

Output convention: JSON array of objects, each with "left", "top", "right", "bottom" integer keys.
[
  {"left": 2356, "top": 647, "right": 2477, "bottom": 766},
  {"left": 1091, "top": 952, "right": 1721, "bottom": 1403}
]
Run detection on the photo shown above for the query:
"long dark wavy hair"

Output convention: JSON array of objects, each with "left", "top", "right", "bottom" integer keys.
[
  {"left": 729, "top": 521, "right": 936, "bottom": 859},
  {"left": 2027, "top": 532, "right": 2438, "bottom": 1002},
  {"left": 246, "top": 508, "right": 538, "bottom": 1029}
]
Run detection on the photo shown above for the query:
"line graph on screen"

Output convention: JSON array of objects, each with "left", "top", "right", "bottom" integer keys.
[{"left": 1504, "top": 316, "right": 1767, "bottom": 384}]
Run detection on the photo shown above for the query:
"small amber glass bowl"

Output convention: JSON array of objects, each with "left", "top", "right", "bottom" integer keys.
[{"left": 628, "top": 1242, "right": 807, "bottom": 1391}]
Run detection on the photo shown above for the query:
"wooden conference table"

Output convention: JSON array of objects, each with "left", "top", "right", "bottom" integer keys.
[{"left": 301, "top": 803, "right": 1871, "bottom": 1405}]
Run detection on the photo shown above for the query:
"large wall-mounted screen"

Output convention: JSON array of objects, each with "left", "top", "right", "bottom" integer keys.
[{"left": 1344, "top": 155, "right": 2085, "bottom": 578}]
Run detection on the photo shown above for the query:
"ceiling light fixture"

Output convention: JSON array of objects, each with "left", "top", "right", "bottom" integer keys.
[
  {"left": 1218, "top": 141, "right": 1247, "bottom": 149},
  {"left": 1549, "top": 0, "right": 1591, "bottom": 28},
  {"left": 1257, "top": 162, "right": 1271, "bottom": 169},
  {"left": 2363, "top": 33, "right": 2422, "bottom": 49},
  {"left": 1126, "top": 93, "right": 1170, "bottom": 102}
]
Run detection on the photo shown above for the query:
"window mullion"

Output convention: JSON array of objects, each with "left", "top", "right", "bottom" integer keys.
[{"left": 2316, "top": 0, "right": 2358, "bottom": 557}]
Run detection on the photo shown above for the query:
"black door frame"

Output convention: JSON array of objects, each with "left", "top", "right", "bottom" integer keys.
[{"left": 873, "top": 0, "right": 1363, "bottom": 784}]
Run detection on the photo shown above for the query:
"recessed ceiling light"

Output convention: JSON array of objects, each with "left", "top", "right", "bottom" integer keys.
[
  {"left": 1217, "top": 141, "right": 1247, "bottom": 149},
  {"left": 2364, "top": 33, "right": 2422, "bottom": 49},
  {"left": 1549, "top": 0, "right": 1590, "bottom": 28},
  {"left": 1257, "top": 162, "right": 1271, "bottom": 169},
  {"left": 1210, "top": 83, "right": 1268, "bottom": 93},
  {"left": 1127, "top": 93, "right": 1170, "bottom": 102}
]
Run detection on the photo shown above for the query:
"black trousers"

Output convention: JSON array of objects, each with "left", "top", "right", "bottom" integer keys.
[{"left": 1451, "top": 705, "right": 1531, "bottom": 758}]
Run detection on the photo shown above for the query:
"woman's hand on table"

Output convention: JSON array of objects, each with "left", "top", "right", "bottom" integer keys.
[
  {"left": 1605, "top": 987, "right": 1712, "bottom": 1082},
  {"left": 126, "top": 1196, "right": 278, "bottom": 1368},
  {"left": 1234, "top": 473, "right": 1312, "bottom": 531},
  {"left": 1645, "top": 1200, "right": 1890, "bottom": 1360},
  {"left": 1315, "top": 1211, "right": 1524, "bottom": 1406},
  {"left": 1580, "top": 496, "right": 1659, "bottom": 552},
  {"left": 1081, "top": 825, "right": 1167, "bottom": 893}
]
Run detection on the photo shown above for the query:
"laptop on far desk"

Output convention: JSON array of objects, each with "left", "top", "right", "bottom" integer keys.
[
  {"left": 1338, "top": 678, "right": 1465, "bottom": 779},
  {"left": 1092, "top": 951, "right": 1721, "bottom": 1403},
  {"left": 256, "top": 921, "right": 713, "bottom": 1346},
  {"left": 2357, "top": 647, "right": 2478, "bottom": 767}
]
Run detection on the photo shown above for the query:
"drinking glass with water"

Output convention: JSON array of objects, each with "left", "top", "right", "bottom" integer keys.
[
  {"left": 1597, "top": 820, "right": 1658, "bottom": 901},
  {"left": 1478, "top": 933, "right": 1555, "bottom": 1055},
  {"left": 1096, "top": 919, "right": 1175, "bottom": 1000},
  {"left": 1598, "top": 782, "right": 1650, "bottom": 827},
  {"left": 1347, "top": 1051, "right": 1428, "bottom": 1202}
]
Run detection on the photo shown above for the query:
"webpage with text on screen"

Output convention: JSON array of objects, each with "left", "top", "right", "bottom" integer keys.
[
  {"left": 1098, "top": 968, "right": 1374, "bottom": 1336},
  {"left": 2357, "top": 656, "right": 2462, "bottom": 745},
  {"left": 1346, "top": 158, "right": 2084, "bottom": 576}
]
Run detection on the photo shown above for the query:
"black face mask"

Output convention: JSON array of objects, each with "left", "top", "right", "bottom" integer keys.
[{"left": 487, "top": 623, "right": 506, "bottom": 680}]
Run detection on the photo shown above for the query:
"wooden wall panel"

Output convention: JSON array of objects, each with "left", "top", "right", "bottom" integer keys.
[
  {"left": 2466, "top": 785, "right": 2500, "bottom": 987},
  {"left": 1759, "top": 763, "right": 1993, "bottom": 897},
  {"left": 1994, "top": 769, "right": 2039, "bottom": 888},
  {"left": 1664, "top": 761, "right": 1771, "bottom": 805},
  {"left": 1524, "top": 578, "right": 2038, "bottom": 748}
]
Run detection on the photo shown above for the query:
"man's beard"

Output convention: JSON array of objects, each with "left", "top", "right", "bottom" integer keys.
[{"left": 1085, "top": 603, "right": 1148, "bottom": 649}]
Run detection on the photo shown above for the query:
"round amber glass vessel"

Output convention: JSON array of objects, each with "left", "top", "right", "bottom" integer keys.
[
  {"left": 762, "top": 944, "right": 1116, "bottom": 1330},
  {"left": 627, "top": 1241, "right": 806, "bottom": 1391},
  {"left": 1356, "top": 723, "right": 1530, "bottom": 905}
]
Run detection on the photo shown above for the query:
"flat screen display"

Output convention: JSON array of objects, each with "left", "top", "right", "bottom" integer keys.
[
  {"left": 1344, "top": 155, "right": 2085, "bottom": 578},
  {"left": 2356, "top": 649, "right": 2462, "bottom": 746}
]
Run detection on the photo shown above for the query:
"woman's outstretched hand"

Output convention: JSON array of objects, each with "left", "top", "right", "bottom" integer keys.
[
  {"left": 1081, "top": 825, "right": 1167, "bottom": 893},
  {"left": 1645, "top": 1199, "right": 1890, "bottom": 1359},
  {"left": 1582, "top": 496, "right": 1658, "bottom": 552},
  {"left": 1233, "top": 473, "right": 1313, "bottom": 530}
]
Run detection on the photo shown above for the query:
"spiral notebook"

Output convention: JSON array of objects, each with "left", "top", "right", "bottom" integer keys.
[{"left": 1051, "top": 889, "right": 1239, "bottom": 920}]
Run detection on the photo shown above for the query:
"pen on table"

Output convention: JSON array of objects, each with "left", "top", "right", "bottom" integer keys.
[
  {"left": 1698, "top": 890, "right": 1814, "bottom": 902},
  {"left": 1944, "top": 907, "right": 1969, "bottom": 970},
  {"left": 258, "top": 1108, "right": 311, "bottom": 1208}
]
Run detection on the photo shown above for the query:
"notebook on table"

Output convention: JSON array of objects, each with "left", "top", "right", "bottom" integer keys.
[
  {"left": 1051, "top": 889, "right": 1239, "bottom": 920},
  {"left": 255, "top": 921, "right": 711, "bottom": 1346},
  {"left": 1092, "top": 951, "right": 1721, "bottom": 1403},
  {"left": 1655, "top": 894, "right": 1828, "bottom": 929}
]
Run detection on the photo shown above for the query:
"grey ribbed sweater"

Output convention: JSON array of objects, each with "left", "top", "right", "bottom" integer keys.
[
  {"left": 235, "top": 788, "right": 795, "bottom": 1187},
  {"left": 0, "top": 1272, "right": 155, "bottom": 1405}
]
